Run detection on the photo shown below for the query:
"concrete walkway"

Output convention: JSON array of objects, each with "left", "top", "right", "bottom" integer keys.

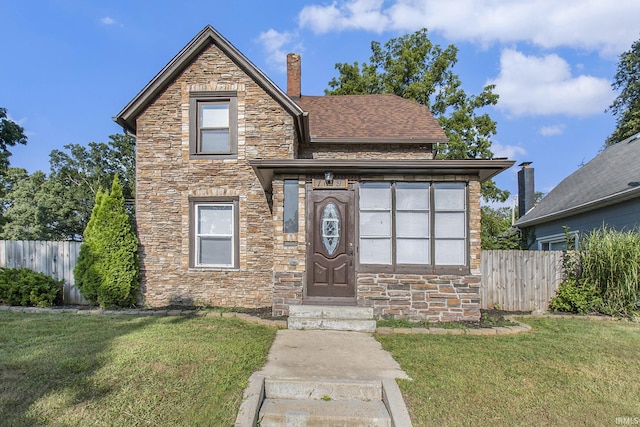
[
  {"left": 258, "top": 329, "right": 410, "bottom": 381},
  {"left": 234, "top": 329, "right": 412, "bottom": 426}
]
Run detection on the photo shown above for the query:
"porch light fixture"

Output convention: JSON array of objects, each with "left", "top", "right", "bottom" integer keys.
[{"left": 324, "top": 171, "right": 334, "bottom": 185}]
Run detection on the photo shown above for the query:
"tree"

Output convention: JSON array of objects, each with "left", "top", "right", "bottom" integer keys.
[
  {"left": 607, "top": 37, "right": 640, "bottom": 145},
  {"left": 0, "top": 169, "right": 53, "bottom": 240},
  {"left": 326, "top": 29, "right": 508, "bottom": 202},
  {"left": 0, "top": 108, "right": 28, "bottom": 174},
  {"left": 75, "top": 176, "right": 138, "bottom": 307},
  {"left": 481, "top": 206, "right": 521, "bottom": 249},
  {"left": 46, "top": 133, "right": 135, "bottom": 240},
  {"left": 0, "top": 134, "right": 135, "bottom": 241}
]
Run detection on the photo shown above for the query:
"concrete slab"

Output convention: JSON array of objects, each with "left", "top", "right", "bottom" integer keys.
[{"left": 259, "top": 330, "right": 410, "bottom": 381}]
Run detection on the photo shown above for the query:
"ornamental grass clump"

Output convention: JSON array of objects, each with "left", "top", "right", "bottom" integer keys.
[
  {"left": 579, "top": 227, "right": 640, "bottom": 316},
  {"left": 551, "top": 226, "right": 640, "bottom": 317}
]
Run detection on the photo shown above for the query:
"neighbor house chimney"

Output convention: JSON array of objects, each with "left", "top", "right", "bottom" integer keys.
[
  {"left": 287, "top": 53, "right": 301, "bottom": 99},
  {"left": 518, "top": 162, "right": 535, "bottom": 218}
]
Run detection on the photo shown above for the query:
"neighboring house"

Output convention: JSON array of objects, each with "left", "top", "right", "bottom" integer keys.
[
  {"left": 114, "top": 25, "right": 513, "bottom": 321},
  {"left": 516, "top": 132, "right": 640, "bottom": 250}
]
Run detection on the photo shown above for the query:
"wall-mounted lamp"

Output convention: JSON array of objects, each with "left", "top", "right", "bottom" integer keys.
[{"left": 324, "top": 171, "right": 334, "bottom": 185}]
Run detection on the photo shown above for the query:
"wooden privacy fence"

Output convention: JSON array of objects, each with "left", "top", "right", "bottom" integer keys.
[
  {"left": 481, "top": 250, "right": 564, "bottom": 311},
  {"left": 0, "top": 242, "right": 565, "bottom": 311},
  {"left": 0, "top": 240, "right": 87, "bottom": 305}
]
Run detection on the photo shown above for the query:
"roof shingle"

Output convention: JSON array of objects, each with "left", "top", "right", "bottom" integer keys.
[
  {"left": 516, "top": 132, "right": 640, "bottom": 227},
  {"left": 296, "top": 94, "right": 448, "bottom": 143}
]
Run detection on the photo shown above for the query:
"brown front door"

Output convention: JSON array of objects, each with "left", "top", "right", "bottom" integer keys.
[{"left": 306, "top": 189, "right": 355, "bottom": 298}]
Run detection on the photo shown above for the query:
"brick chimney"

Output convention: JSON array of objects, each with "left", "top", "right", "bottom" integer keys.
[
  {"left": 287, "top": 53, "right": 301, "bottom": 99},
  {"left": 518, "top": 162, "right": 535, "bottom": 218}
]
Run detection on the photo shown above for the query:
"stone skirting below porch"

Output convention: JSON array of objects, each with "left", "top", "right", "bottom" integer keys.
[
  {"left": 272, "top": 271, "right": 482, "bottom": 322},
  {"left": 356, "top": 273, "right": 481, "bottom": 322},
  {"left": 273, "top": 271, "right": 304, "bottom": 317}
]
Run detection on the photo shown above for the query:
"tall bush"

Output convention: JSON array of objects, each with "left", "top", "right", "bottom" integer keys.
[
  {"left": 74, "top": 176, "right": 138, "bottom": 308},
  {"left": 579, "top": 227, "right": 640, "bottom": 316},
  {"left": 551, "top": 226, "right": 640, "bottom": 317}
]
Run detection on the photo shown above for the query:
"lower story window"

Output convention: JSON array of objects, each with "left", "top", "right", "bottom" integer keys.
[
  {"left": 190, "top": 197, "right": 238, "bottom": 268},
  {"left": 359, "top": 181, "right": 467, "bottom": 270}
]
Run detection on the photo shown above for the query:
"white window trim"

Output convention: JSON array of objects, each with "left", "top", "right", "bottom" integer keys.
[
  {"left": 190, "top": 198, "right": 239, "bottom": 269},
  {"left": 537, "top": 231, "right": 578, "bottom": 251}
]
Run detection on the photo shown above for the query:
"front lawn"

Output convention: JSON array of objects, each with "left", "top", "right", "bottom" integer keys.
[
  {"left": 0, "top": 312, "right": 277, "bottom": 426},
  {"left": 377, "top": 317, "right": 640, "bottom": 426}
]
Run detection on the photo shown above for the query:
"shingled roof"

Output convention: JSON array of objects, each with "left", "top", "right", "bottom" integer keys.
[
  {"left": 295, "top": 94, "right": 448, "bottom": 144},
  {"left": 516, "top": 132, "right": 640, "bottom": 227}
]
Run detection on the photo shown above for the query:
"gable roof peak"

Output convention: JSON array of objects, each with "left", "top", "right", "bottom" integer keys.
[{"left": 114, "top": 25, "right": 304, "bottom": 135}]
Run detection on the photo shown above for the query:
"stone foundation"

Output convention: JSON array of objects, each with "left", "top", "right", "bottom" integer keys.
[{"left": 357, "top": 273, "right": 481, "bottom": 322}]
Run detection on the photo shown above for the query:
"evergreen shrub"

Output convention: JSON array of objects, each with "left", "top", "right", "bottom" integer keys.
[
  {"left": 74, "top": 176, "right": 138, "bottom": 308},
  {"left": 0, "top": 267, "right": 63, "bottom": 307}
]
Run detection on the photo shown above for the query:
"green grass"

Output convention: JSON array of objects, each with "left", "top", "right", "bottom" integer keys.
[
  {"left": 377, "top": 317, "right": 640, "bottom": 426},
  {"left": 0, "top": 312, "right": 277, "bottom": 426}
]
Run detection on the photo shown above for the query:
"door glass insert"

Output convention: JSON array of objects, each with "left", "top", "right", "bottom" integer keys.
[{"left": 321, "top": 202, "right": 340, "bottom": 255}]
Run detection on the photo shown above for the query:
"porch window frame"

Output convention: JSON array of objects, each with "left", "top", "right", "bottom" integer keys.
[
  {"left": 189, "top": 196, "right": 240, "bottom": 269},
  {"left": 189, "top": 91, "right": 238, "bottom": 159},
  {"left": 357, "top": 181, "right": 470, "bottom": 275}
]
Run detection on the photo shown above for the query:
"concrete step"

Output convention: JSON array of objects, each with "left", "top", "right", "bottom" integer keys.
[
  {"left": 258, "top": 398, "right": 391, "bottom": 427},
  {"left": 265, "top": 378, "right": 382, "bottom": 401},
  {"left": 288, "top": 305, "right": 376, "bottom": 332},
  {"left": 289, "top": 305, "right": 373, "bottom": 320},
  {"left": 288, "top": 317, "right": 377, "bottom": 332}
]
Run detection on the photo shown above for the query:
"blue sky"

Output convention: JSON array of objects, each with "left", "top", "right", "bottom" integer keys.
[{"left": 2, "top": 0, "right": 638, "bottom": 206}]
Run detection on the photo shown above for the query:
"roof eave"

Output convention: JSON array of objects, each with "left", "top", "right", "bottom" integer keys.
[
  {"left": 515, "top": 186, "right": 640, "bottom": 227},
  {"left": 309, "top": 137, "right": 449, "bottom": 144},
  {"left": 114, "top": 25, "right": 305, "bottom": 137},
  {"left": 250, "top": 158, "right": 514, "bottom": 193}
]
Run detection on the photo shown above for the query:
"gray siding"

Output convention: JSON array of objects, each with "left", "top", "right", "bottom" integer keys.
[{"left": 527, "top": 198, "right": 640, "bottom": 249}]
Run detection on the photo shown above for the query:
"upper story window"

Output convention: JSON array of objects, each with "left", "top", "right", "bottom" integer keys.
[
  {"left": 189, "top": 91, "right": 238, "bottom": 158},
  {"left": 358, "top": 181, "right": 468, "bottom": 273}
]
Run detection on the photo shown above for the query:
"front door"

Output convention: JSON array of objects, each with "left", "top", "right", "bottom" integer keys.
[{"left": 306, "top": 189, "right": 355, "bottom": 298}]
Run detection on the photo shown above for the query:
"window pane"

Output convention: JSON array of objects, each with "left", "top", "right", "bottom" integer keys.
[
  {"left": 360, "top": 182, "right": 391, "bottom": 209},
  {"left": 283, "top": 180, "right": 298, "bottom": 233},
  {"left": 200, "top": 104, "right": 229, "bottom": 127},
  {"left": 434, "top": 183, "right": 465, "bottom": 210},
  {"left": 396, "top": 211, "right": 429, "bottom": 237},
  {"left": 434, "top": 239, "right": 465, "bottom": 265},
  {"left": 198, "top": 205, "right": 233, "bottom": 235},
  {"left": 434, "top": 212, "right": 465, "bottom": 238},
  {"left": 360, "top": 238, "right": 391, "bottom": 264},
  {"left": 199, "top": 237, "right": 232, "bottom": 266},
  {"left": 200, "top": 129, "right": 230, "bottom": 153},
  {"left": 397, "top": 238, "right": 429, "bottom": 264},
  {"left": 360, "top": 211, "right": 391, "bottom": 237},
  {"left": 396, "top": 182, "right": 429, "bottom": 209}
]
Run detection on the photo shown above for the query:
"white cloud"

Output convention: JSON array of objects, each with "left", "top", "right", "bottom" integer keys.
[
  {"left": 257, "top": 29, "right": 298, "bottom": 72},
  {"left": 487, "top": 49, "right": 613, "bottom": 117},
  {"left": 299, "top": 0, "right": 390, "bottom": 33},
  {"left": 539, "top": 124, "right": 566, "bottom": 136},
  {"left": 298, "top": 0, "right": 640, "bottom": 56},
  {"left": 101, "top": 16, "right": 116, "bottom": 25},
  {"left": 491, "top": 142, "right": 526, "bottom": 160}
]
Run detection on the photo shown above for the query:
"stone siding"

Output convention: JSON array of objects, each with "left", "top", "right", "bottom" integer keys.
[
  {"left": 271, "top": 178, "right": 306, "bottom": 316},
  {"left": 299, "top": 143, "right": 434, "bottom": 160},
  {"left": 357, "top": 273, "right": 481, "bottom": 322},
  {"left": 135, "top": 42, "right": 295, "bottom": 308}
]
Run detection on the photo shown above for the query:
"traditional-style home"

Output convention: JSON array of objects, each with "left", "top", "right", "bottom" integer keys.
[
  {"left": 516, "top": 132, "right": 640, "bottom": 250},
  {"left": 115, "top": 25, "right": 513, "bottom": 322}
]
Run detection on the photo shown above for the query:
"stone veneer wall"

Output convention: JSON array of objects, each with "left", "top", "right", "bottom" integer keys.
[
  {"left": 271, "top": 176, "right": 482, "bottom": 322},
  {"left": 135, "top": 42, "right": 295, "bottom": 308},
  {"left": 298, "top": 143, "right": 434, "bottom": 160},
  {"left": 355, "top": 178, "right": 483, "bottom": 322},
  {"left": 271, "top": 178, "right": 306, "bottom": 316}
]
